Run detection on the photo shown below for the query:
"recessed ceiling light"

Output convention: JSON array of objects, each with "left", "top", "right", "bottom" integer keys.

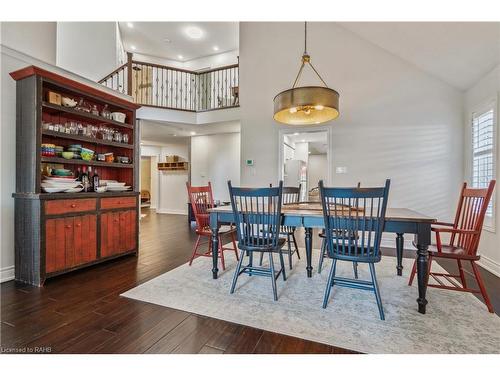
[
  {"left": 213, "top": 46, "right": 219, "bottom": 51},
  {"left": 127, "top": 22, "right": 134, "bottom": 28},
  {"left": 190, "top": 131, "right": 196, "bottom": 135},
  {"left": 178, "top": 55, "right": 183, "bottom": 60},
  {"left": 293, "top": 132, "right": 299, "bottom": 136},
  {"left": 301, "top": 139, "right": 306, "bottom": 142},
  {"left": 185, "top": 26, "right": 204, "bottom": 39},
  {"left": 130, "top": 45, "right": 137, "bottom": 50},
  {"left": 173, "top": 134, "right": 177, "bottom": 137}
]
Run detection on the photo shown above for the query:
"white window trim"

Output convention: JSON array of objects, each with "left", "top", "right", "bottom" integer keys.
[{"left": 470, "top": 96, "right": 498, "bottom": 233}]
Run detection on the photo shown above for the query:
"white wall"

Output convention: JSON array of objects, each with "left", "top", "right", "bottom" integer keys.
[
  {"left": 294, "top": 142, "right": 309, "bottom": 164},
  {"left": 0, "top": 22, "right": 57, "bottom": 64},
  {"left": 191, "top": 132, "right": 241, "bottom": 202},
  {"left": 308, "top": 154, "right": 328, "bottom": 189},
  {"left": 240, "top": 22, "right": 464, "bottom": 226},
  {"left": 464, "top": 64, "right": 500, "bottom": 276},
  {"left": 1, "top": 24, "right": 57, "bottom": 282},
  {"left": 56, "top": 22, "right": 120, "bottom": 81}
]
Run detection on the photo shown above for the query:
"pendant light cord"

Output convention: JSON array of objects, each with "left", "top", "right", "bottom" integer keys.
[{"left": 292, "top": 21, "right": 329, "bottom": 88}]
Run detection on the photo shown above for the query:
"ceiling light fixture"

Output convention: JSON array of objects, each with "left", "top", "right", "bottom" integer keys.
[
  {"left": 127, "top": 22, "right": 134, "bottom": 28},
  {"left": 130, "top": 45, "right": 137, "bottom": 51},
  {"left": 273, "top": 22, "right": 340, "bottom": 125},
  {"left": 213, "top": 46, "right": 219, "bottom": 51},
  {"left": 185, "top": 26, "right": 204, "bottom": 39},
  {"left": 178, "top": 55, "right": 183, "bottom": 60},
  {"left": 190, "top": 131, "right": 196, "bottom": 135}
]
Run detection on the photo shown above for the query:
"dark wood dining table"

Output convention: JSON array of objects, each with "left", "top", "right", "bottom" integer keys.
[{"left": 209, "top": 202, "right": 436, "bottom": 314}]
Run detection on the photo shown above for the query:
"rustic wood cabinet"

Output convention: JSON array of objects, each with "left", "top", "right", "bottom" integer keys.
[{"left": 11, "top": 66, "right": 141, "bottom": 286}]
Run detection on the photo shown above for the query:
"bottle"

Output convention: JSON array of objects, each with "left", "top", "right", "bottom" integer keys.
[
  {"left": 75, "top": 167, "right": 81, "bottom": 182},
  {"left": 87, "top": 166, "right": 93, "bottom": 191},
  {"left": 92, "top": 168, "right": 100, "bottom": 192},
  {"left": 81, "top": 166, "right": 89, "bottom": 192}
]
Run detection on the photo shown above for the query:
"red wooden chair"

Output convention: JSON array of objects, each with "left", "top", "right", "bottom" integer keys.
[
  {"left": 408, "top": 180, "right": 496, "bottom": 313},
  {"left": 186, "top": 182, "right": 238, "bottom": 270}
]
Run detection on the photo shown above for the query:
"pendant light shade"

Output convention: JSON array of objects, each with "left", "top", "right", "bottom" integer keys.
[
  {"left": 273, "top": 86, "right": 339, "bottom": 125},
  {"left": 273, "top": 23, "right": 340, "bottom": 125}
]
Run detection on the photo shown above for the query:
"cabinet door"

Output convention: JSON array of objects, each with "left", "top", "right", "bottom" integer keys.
[
  {"left": 100, "top": 210, "right": 136, "bottom": 258},
  {"left": 45, "top": 215, "right": 97, "bottom": 273}
]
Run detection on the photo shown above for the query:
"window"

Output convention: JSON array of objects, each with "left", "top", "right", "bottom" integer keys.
[{"left": 471, "top": 99, "right": 497, "bottom": 229}]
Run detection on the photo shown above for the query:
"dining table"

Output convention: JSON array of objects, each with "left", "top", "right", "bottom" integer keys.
[{"left": 209, "top": 202, "right": 436, "bottom": 314}]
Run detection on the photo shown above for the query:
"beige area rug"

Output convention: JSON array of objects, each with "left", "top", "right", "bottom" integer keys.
[{"left": 121, "top": 248, "right": 500, "bottom": 354}]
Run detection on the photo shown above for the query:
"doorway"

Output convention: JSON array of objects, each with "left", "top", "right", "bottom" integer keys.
[{"left": 279, "top": 129, "right": 331, "bottom": 201}]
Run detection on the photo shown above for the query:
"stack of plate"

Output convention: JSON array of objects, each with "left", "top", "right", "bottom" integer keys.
[
  {"left": 42, "top": 176, "right": 83, "bottom": 193},
  {"left": 102, "top": 180, "right": 131, "bottom": 192}
]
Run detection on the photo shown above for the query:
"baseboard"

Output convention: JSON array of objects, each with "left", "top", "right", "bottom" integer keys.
[
  {"left": 0, "top": 266, "right": 15, "bottom": 283},
  {"left": 478, "top": 255, "right": 500, "bottom": 277},
  {"left": 156, "top": 209, "right": 187, "bottom": 215}
]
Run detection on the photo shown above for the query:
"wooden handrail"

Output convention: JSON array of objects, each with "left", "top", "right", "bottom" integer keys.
[{"left": 98, "top": 63, "right": 127, "bottom": 84}]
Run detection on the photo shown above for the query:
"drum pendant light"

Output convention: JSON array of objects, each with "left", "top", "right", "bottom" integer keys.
[{"left": 273, "top": 22, "right": 340, "bottom": 125}]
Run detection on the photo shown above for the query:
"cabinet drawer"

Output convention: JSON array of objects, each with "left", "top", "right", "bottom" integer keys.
[
  {"left": 45, "top": 199, "right": 97, "bottom": 215},
  {"left": 100, "top": 196, "right": 137, "bottom": 210}
]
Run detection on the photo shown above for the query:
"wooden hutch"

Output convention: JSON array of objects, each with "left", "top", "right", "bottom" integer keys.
[{"left": 11, "top": 66, "right": 141, "bottom": 286}]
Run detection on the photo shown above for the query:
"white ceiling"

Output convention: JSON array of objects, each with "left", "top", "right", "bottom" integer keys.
[
  {"left": 141, "top": 120, "right": 240, "bottom": 144},
  {"left": 339, "top": 22, "right": 500, "bottom": 90},
  {"left": 119, "top": 22, "right": 239, "bottom": 62}
]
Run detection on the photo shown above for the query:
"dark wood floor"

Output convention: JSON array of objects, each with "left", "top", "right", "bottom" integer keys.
[{"left": 1, "top": 209, "right": 498, "bottom": 354}]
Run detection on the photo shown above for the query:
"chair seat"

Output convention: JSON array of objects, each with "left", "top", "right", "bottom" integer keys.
[
  {"left": 428, "top": 244, "right": 480, "bottom": 260},
  {"left": 197, "top": 225, "right": 235, "bottom": 236},
  {"left": 327, "top": 243, "right": 381, "bottom": 263},
  {"left": 238, "top": 237, "right": 286, "bottom": 252}
]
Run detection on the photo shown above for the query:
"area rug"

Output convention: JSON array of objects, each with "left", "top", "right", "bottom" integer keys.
[{"left": 121, "top": 248, "right": 500, "bottom": 354}]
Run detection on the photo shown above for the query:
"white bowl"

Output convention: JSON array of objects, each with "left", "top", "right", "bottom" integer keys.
[
  {"left": 111, "top": 112, "right": 126, "bottom": 123},
  {"left": 95, "top": 186, "right": 107, "bottom": 193}
]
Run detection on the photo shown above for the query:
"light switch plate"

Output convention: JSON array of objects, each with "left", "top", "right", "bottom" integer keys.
[{"left": 335, "top": 166, "right": 347, "bottom": 174}]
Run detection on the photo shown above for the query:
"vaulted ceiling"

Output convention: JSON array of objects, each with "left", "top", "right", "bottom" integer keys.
[{"left": 339, "top": 22, "right": 500, "bottom": 90}]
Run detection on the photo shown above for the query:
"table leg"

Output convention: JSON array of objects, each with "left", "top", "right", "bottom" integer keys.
[
  {"left": 305, "top": 227, "right": 313, "bottom": 277},
  {"left": 396, "top": 233, "right": 404, "bottom": 276},
  {"left": 210, "top": 215, "right": 220, "bottom": 279},
  {"left": 416, "top": 223, "right": 431, "bottom": 314}
]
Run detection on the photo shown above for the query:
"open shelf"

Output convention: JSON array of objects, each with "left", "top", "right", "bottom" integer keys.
[
  {"left": 42, "top": 102, "right": 134, "bottom": 129},
  {"left": 41, "top": 156, "right": 134, "bottom": 169},
  {"left": 158, "top": 161, "right": 189, "bottom": 171},
  {"left": 42, "top": 130, "right": 134, "bottom": 149}
]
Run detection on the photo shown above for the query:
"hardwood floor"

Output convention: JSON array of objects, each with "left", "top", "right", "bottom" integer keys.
[{"left": 1, "top": 209, "right": 498, "bottom": 354}]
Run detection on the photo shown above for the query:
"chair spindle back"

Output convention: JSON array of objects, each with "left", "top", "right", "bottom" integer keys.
[
  {"left": 186, "top": 182, "right": 215, "bottom": 231},
  {"left": 228, "top": 181, "right": 283, "bottom": 249},
  {"left": 450, "top": 180, "right": 496, "bottom": 254},
  {"left": 319, "top": 180, "right": 391, "bottom": 260}
]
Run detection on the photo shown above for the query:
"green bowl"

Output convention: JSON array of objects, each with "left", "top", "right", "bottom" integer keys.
[
  {"left": 53, "top": 169, "right": 72, "bottom": 176},
  {"left": 81, "top": 151, "right": 94, "bottom": 161},
  {"left": 62, "top": 151, "right": 74, "bottom": 160}
]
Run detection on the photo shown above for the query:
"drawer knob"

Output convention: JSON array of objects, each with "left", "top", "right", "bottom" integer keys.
[
  {"left": 70, "top": 204, "right": 77, "bottom": 208},
  {"left": 76, "top": 223, "right": 81, "bottom": 227},
  {"left": 65, "top": 225, "right": 72, "bottom": 229}
]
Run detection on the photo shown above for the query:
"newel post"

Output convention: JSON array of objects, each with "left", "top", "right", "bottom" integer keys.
[{"left": 127, "top": 52, "right": 133, "bottom": 96}]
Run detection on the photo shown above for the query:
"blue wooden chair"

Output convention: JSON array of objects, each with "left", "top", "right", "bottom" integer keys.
[
  {"left": 319, "top": 179, "right": 391, "bottom": 320},
  {"left": 318, "top": 182, "right": 361, "bottom": 275},
  {"left": 228, "top": 181, "right": 287, "bottom": 301},
  {"left": 259, "top": 185, "right": 301, "bottom": 270}
]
